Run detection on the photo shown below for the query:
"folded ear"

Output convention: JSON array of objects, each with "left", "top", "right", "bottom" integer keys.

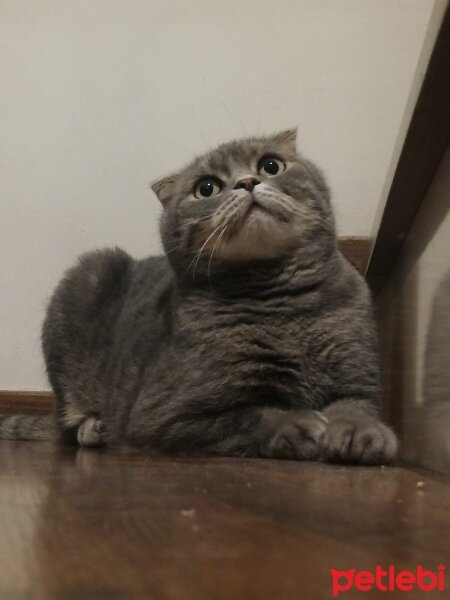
[
  {"left": 272, "top": 127, "right": 297, "bottom": 151},
  {"left": 151, "top": 174, "right": 178, "bottom": 204}
]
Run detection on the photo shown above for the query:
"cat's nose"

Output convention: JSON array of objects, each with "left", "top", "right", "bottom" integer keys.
[{"left": 234, "top": 177, "right": 260, "bottom": 192}]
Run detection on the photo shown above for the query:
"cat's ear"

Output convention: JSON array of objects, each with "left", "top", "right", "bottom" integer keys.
[
  {"left": 272, "top": 128, "right": 297, "bottom": 151},
  {"left": 151, "top": 175, "right": 178, "bottom": 205}
]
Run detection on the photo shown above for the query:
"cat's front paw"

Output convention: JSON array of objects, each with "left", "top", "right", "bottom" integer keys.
[
  {"left": 263, "top": 410, "right": 328, "bottom": 460},
  {"left": 324, "top": 418, "right": 398, "bottom": 465}
]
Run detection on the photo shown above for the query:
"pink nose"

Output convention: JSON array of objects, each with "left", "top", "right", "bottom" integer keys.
[{"left": 234, "top": 177, "right": 260, "bottom": 192}]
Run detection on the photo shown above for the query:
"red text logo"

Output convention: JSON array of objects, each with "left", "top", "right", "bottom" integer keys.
[{"left": 330, "top": 564, "right": 445, "bottom": 597}]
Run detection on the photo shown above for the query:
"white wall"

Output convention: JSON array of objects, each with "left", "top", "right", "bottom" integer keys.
[{"left": 0, "top": 0, "right": 441, "bottom": 389}]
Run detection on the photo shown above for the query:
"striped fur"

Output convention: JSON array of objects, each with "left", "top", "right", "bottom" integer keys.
[{"left": 0, "top": 415, "right": 55, "bottom": 441}]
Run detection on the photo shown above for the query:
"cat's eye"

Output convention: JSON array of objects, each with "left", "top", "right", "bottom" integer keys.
[
  {"left": 258, "top": 156, "right": 286, "bottom": 177},
  {"left": 194, "top": 178, "right": 223, "bottom": 199}
]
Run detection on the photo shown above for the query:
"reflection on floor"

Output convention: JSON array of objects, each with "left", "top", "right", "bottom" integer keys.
[{"left": 0, "top": 441, "right": 449, "bottom": 599}]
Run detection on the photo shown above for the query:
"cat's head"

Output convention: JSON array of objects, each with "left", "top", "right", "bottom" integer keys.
[{"left": 152, "top": 129, "right": 335, "bottom": 276}]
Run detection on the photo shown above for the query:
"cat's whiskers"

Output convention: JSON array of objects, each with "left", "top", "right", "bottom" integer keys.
[
  {"left": 207, "top": 225, "right": 228, "bottom": 281},
  {"left": 167, "top": 214, "right": 211, "bottom": 236},
  {"left": 165, "top": 244, "right": 182, "bottom": 255},
  {"left": 186, "top": 223, "right": 224, "bottom": 279}
]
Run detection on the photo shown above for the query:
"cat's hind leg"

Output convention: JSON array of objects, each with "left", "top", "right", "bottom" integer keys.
[
  {"left": 76, "top": 415, "right": 105, "bottom": 447},
  {"left": 58, "top": 399, "right": 105, "bottom": 447}
]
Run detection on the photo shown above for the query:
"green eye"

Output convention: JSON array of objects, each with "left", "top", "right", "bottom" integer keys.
[
  {"left": 258, "top": 156, "right": 286, "bottom": 177},
  {"left": 194, "top": 178, "right": 223, "bottom": 199}
]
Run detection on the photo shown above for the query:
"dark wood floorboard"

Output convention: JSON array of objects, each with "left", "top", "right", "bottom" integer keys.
[{"left": 0, "top": 441, "right": 448, "bottom": 599}]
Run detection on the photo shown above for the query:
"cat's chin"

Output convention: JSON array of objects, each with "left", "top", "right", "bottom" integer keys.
[{"left": 216, "top": 214, "right": 300, "bottom": 261}]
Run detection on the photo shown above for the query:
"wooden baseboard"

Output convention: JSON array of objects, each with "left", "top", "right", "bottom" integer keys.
[
  {"left": 0, "top": 391, "right": 54, "bottom": 415},
  {"left": 338, "top": 237, "right": 370, "bottom": 274}
]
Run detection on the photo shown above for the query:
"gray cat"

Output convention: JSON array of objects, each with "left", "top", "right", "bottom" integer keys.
[{"left": 0, "top": 129, "right": 398, "bottom": 463}]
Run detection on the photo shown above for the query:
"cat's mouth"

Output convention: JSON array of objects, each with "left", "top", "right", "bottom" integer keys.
[
  {"left": 206, "top": 197, "right": 299, "bottom": 261},
  {"left": 241, "top": 200, "right": 271, "bottom": 222},
  {"left": 220, "top": 200, "right": 273, "bottom": 242},
  {"left": 231, "top": 195, "right": 292, "bottom": 235},
  {"left": 200, "top": 186, "right": 300, "bottom": 261}
]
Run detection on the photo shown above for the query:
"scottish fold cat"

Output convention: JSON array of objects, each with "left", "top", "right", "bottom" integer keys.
[{"left": 0, "top": 129, "right": 398, "bottom": 464}]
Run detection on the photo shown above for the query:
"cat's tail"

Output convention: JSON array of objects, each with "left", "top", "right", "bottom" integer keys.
[{"left": 0, "top": 414, "right": 56, "bottom": 441}]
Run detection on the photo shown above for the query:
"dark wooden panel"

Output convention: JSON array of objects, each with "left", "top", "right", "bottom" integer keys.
[
  {"left": 367, "top": 6, "right": 450, "bottom": 294},
  {"left": 0, "top": 441, "right": 449, "bottom": 599}
]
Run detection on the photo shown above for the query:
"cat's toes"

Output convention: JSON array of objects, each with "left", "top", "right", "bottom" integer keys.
[
  {"left": 325, "top": 419, "right": 398, "bottom": 465},
  {"left": 266, "top": 410, "right": 328, "bottom": 460},
  {"left": 77, "top": 416, "right": 105, "bottom": 448}
]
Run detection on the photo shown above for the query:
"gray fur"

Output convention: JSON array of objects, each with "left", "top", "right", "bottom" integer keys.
[
  {"left": 0, "top": 415, "right": 54, "bottom": 441},
  {"left": 1, "top": 129, "right": 398, "bottom": 464}
]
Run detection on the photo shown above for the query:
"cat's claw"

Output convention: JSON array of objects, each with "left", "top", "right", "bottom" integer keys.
[{"left": 324, "top": 418, "right": 398, "bottom": 465}]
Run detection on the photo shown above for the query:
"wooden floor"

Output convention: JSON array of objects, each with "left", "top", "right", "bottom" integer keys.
[{"left": 0, "top": 442, "right": 449, "bottom": 600}]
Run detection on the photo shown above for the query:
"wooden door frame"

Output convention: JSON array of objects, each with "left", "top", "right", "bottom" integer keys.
[{"left": 366, "top": 5, "right": 450, "bottom": 294}]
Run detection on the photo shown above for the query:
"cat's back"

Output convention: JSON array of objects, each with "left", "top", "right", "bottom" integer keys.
[
  {"left": 44, "top": 248, "right": 133, "bottom": 328},
  {"left": 42, "top": 248, "right": 173, "bottom": 402},
  {"left": 43, "top": 248, "right": 171, "bottom": 359},
  {"left": 42, "top": 248, "right": 133, "bottom": 361}
]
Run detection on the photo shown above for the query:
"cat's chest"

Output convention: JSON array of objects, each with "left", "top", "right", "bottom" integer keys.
[{"left": 180, "top": 300, "right": 326, "bottom": 402}]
